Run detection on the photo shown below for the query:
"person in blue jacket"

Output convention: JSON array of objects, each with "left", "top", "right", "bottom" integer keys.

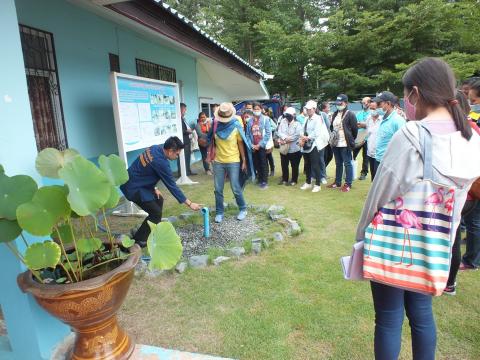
[
  {"left": 120, "top": 136, "right": 202, "bottom": 247},
  {"left": 246, "top": 102, "right": 272, "bottom": 189}
]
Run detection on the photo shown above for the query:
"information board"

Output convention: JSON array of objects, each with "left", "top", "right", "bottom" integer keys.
[{"left": 110, "top": 72, "right": 182, "bottom": 163}]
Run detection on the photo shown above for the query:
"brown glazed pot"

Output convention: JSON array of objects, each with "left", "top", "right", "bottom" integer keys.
[{"left": 18, "top": 244, "right": 141, "bottom": 360}]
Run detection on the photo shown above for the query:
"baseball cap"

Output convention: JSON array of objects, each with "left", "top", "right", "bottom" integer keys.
[
  {"left": 335, "top": 94, "right": 348, "bottom": 105},
  {"left": 372, "top": 91, "right": 396, "bottom": 103},
  {"left": 284, "top": 107, "right": 296, "bottom": 116}
]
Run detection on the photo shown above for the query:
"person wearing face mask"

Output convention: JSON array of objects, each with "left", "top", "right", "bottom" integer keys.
[
  {"left": 353, "top": 97, "right": 371, "bottom": 181},
  {"left": 277, "top": 107, "right": 303, "bottom": 186},
  {"left": 371, "top": 91, "right": 406, "bottom": 172},
  {"left": 467, "top": 79, "right": 480, "bottom": 124},
  {"left": 195, "top": 112, "right": 212, "bottom": 175},
  {"left": 327, "top": 94, "right": 358, "bottom": 192},
  {"left": 246, "top": 102, "right": 272, "bottom": 189},
  {"left": 176, "top": 103, "right": 197, "bottom": 176},
  {"left": 356, "top": 57, "right": 480, "bottom": 360},
  {"left": 299, "top": 100, "right": 329, "bottom": 192},
  {"left": 365, "top": 102, "right": 382, "bottom": 181}
]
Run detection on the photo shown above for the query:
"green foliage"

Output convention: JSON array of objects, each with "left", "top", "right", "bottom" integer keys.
[
  {"left": 0, "top": 174, "right": 38, "bottom": 220},
  {"left": 120, "top": 235, "right": 135, "bottom": 248},
  {"left": 76, "top": 237, "right": 103, "bottom": 254},
  {"left": 58, "top": 155, "right": 111, "bottom": 216},
  {"left": 98, "top": 154, "right": 129, "bottom": 186},
  {"left": 165, "top": 0, "right": 480, "bottom": 101},
  {"left": 147, "top": 221, "right": 183, "bottom": 270},
  {"left": 16, "top": 186, "right": 70, "bottom": 236},
  {"left": 35, "top": 148, "right": 79, "bottom": 179},
  {"left": 0, "top": 219, "right": 22, "bottom": 243},
  {"left": 24, "top": 241, "right": 61, "bottom": 270}
]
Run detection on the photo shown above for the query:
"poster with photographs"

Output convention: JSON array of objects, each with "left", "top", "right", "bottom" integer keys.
[{"left": 110, "top": 73, "right": 182, "bottom": 159}]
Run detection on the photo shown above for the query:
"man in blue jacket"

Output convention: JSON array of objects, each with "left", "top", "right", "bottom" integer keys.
[{"left": 121, "top": 136, "right": 201, "bottom": 247}]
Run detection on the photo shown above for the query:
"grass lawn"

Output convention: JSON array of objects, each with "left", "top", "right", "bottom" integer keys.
[{"left": 118, "top": 153, "right": 480, "bottom": 360}]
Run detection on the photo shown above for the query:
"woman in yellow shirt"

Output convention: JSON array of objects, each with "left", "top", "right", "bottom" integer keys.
[{"left": 208, "top": 102, "right": 253, "bottom": 223}]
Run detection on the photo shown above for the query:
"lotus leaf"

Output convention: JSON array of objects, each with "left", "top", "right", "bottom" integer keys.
[
  {"left": 77, "top": 237, "right": 102, "bottom": 254},
  {"left": 103, "top": 185, "right": 120, "bottom": 209},
  {"left": 120, "top": 235, "right": 135, "bottom": 248},
  {"left": 35, "top": 148, "right": 79, "bottom": 179},
  {"left": 17, "top": 186, "right": 70, "bottom": 236},
  {"left": 58, "top": 156, "right": 110, "bottom": 216},
  {"left": 0, "top": 174, "right": 38, "bottom": 220},
  {"left": 52, "top": 224, "right": 74, "bottom": 245},
  {"left": 24, "top": 241, "right": 61, "bottom": 271},
  {"left": 147, "top": 221, "right": 182, "bottom": 270},
  {"left": 98, "top": 154, "right": 128, "bottom": 186},
  {"left": 0, "top": 219, "right": 22, "bottom": 243}
]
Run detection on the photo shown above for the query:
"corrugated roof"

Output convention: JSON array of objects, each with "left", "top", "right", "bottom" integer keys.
[{"left": 155, "top": 0, "right": 271, "bottom": 80}]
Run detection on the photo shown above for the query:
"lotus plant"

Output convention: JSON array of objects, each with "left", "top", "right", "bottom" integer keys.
[{"left": 0, "top": 149, "right": 182, "bottom": 284}]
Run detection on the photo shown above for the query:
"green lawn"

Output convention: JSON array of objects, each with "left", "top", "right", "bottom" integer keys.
[{"left": 118, "top": 153, "right": 480, "bottom": 360}]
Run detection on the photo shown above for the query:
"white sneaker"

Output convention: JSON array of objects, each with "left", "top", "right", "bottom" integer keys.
[
  {"left": 312, "top": 185, "right": 321, "bottom": 193},
  {"left": 300, "top": 183, "right": 313, "bottom": 190},
  {"left": 321, "top": 178, "right": 327, "bottom": 185}
]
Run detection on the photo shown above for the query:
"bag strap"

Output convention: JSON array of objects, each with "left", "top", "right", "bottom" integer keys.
[
  {"left": 418, "top": 123, "right": 433, "bottom": 180},
  {"left": 304, "top": 118, "right": 309, "bottom": 136}
]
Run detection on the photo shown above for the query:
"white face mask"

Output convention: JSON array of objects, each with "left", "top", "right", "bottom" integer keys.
[
  {"left": 253, "top": 111, "right": 262, "bottom": 117},
  {"left": 337, "top": 105, "right": 346, "bottom": 111}
]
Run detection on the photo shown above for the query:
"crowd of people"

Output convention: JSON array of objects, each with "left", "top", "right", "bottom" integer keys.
[{"left": 120, "top": 57, "right": 480, "bottom": 360}]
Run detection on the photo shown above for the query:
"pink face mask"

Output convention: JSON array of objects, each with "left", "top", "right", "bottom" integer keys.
[{"left": 404, "top": 90, "right": 417, "bottom": 121}]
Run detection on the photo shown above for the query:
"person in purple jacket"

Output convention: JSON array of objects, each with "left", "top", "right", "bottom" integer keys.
[{"left": 120, "top": 136, "right": 202, "bottom": 247}]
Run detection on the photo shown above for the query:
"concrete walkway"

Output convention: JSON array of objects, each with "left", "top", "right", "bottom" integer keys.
[{"left": 132, "top": 344, "right": 234, "bottom": 360}]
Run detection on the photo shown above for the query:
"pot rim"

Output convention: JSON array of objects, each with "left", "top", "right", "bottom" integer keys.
[{"left": 17, "top": 244, "right": 141, "bottom": 297}]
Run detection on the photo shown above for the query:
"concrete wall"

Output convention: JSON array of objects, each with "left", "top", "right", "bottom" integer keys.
[{"left": 14, "top": 0, "right": 199, "bottom": 161}]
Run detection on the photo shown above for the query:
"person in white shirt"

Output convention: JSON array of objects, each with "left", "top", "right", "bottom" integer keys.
[{"left": 299, "top": 100, "right": 330, "bottom": 192}]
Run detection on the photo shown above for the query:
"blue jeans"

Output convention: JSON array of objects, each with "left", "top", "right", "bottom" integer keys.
[
  {"left": 371, "top": 282, "right": 436, "bottom": 360},
  {"left": 332, "top": 147, "right": 353, "bottom": 186},
  {"left": 213, "top": 161, "right": 247, "bottom": 215},
  {"left": 462, "top": 200, "right": 480, "bottom": 267}
]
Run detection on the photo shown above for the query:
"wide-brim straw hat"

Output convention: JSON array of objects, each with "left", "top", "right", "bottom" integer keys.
[{"left": 214, "top": 102, "right": 236, "bottom": 123}]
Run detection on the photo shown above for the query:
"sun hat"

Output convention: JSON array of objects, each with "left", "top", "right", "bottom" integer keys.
[
  {"left": 284, "top": 107, "right": 296, "bottom": 115},
  {"left": 215, "top": 102, "right": 236, "bottom": 123},
  {"left": 305, "top": 100, "right": 317, "bottom": 110}
]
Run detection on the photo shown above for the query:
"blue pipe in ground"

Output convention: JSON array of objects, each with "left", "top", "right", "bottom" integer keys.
[{"left": 201, "top": 207, "right": 210, "bottom": 238}]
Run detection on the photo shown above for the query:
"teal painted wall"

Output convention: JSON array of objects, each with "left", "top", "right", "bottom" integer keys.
[
  {"left": 14, "top": 0, "right": 199, "bottom": 160},
  {"left": 0, "top": 1, "right": 69, "bottom": 359}
]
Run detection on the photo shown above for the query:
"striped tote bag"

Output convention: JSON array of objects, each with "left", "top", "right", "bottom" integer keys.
[{"left": 363, "top": 125, "right": 456, "bottom": 296}]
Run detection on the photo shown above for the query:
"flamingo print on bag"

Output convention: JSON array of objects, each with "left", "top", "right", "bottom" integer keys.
[
  {"left": 425, "top": 187, "right": 445, "bottom": 225},
  {"left": 395, "top": 197, "right": 423, "bottom": 266},
  {"left": 444, "top": 188, "right": 455, "bottom": 214},
  {"left": 366, "top": 211, "right": 384, "bottom": 258}
]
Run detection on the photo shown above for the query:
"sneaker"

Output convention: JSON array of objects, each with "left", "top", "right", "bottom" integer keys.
[
  {"left": 312, "top": 185, "right": 321, "bottom": 193},
  {"left": 259, "top": 182, "right": 268, "bottom": 190},
  {"left": 206, "top": 170, "right": 213, "bottom": 176},
  {"left": 459, "top": 262, "right": 478, "bottom": 271},
  {"left": 321, "top": 178, "right": 327, "bottom": 185},
  {"left": 237, "top": 210, "right": 247, "bottom": 221},
  {"left": 278, "top": 180, "right": 287, "bottom": 185},
  {"left": 443, "top": 285, "right": 456, "bottom": 296},
  {"left": 341, "top": 184, "right": 351, "bottom": 192},
  {"left": 214, "top": 214, "right": 223, "bottom": 223},
  {"left": 300, "top": 183, "right": 313, "bottom": 190},
  {"left": 359, "top": 174, "right": 367, "bottom": 181},
  {"left": 289, "top": 182, "right": 297, "bottom": 186},
  {"left": 327, "top": 183, "right": 339, "bottom": 189}
]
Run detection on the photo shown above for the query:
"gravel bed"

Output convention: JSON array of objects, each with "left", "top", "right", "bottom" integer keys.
[{"left": 177, "top": 214, "right": 258, "bottom": 258}]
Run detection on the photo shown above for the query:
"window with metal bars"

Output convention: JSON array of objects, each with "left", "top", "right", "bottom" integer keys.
[
  {"left": 109, "top": 53, "right": 120, "bottom": 72},
  {"left": 136, "top": 58, "right": 176, "bottom": 83},
  {"left": 19, "top": 24, "right": 68, "bottom": 151}
]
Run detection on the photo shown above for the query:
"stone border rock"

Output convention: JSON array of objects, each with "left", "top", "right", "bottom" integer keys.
[{"left": 134, "top": 204, "right": 303, "bottom": 278}]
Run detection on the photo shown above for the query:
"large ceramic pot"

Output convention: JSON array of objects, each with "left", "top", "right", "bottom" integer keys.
[{"left": 18, "top": 244, "right": 141, "bottom": 360}]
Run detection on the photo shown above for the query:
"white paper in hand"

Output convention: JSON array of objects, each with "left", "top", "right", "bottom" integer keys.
[{"left": 340, "top": 241, "right": 365, "bottom": 281}]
